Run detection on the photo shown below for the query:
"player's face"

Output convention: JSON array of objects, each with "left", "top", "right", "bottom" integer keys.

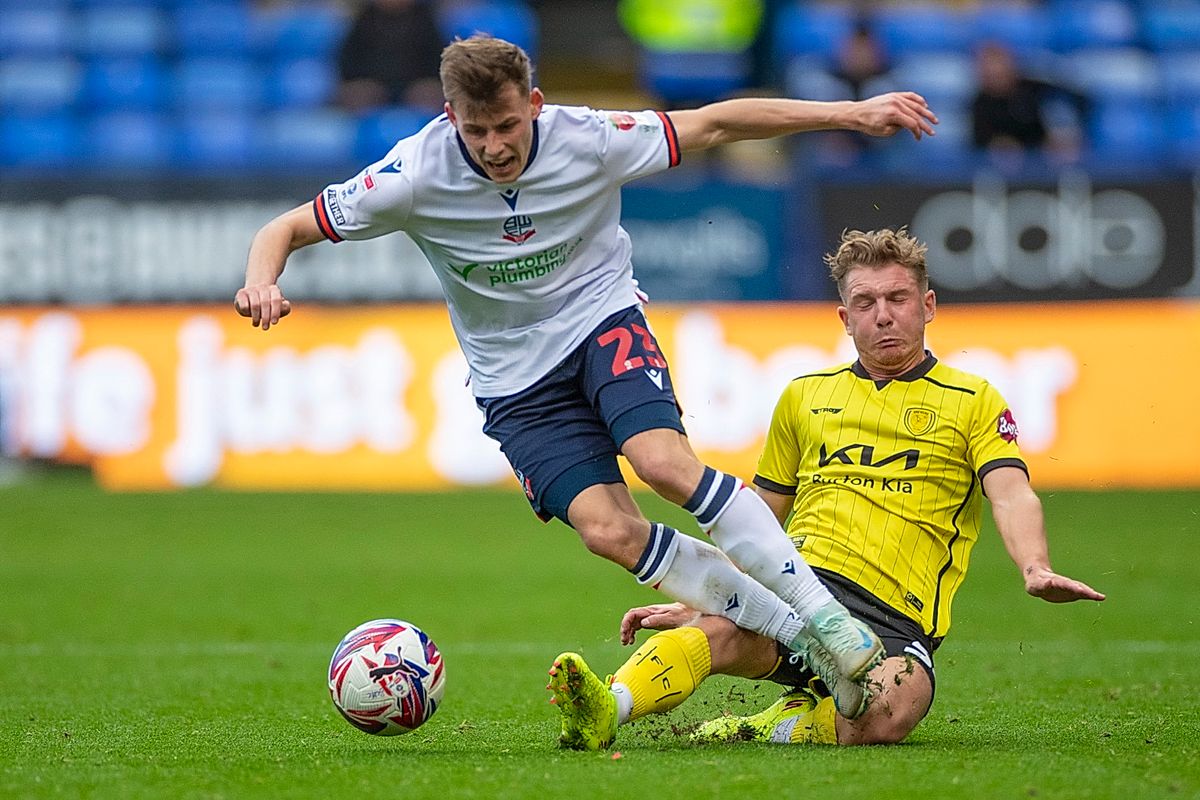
[
  {"left": 838, "top": 263, "right": 936, "bottom": 378},
  {"left": 446, "top": 84, "right": 544, "bottom": 184}
]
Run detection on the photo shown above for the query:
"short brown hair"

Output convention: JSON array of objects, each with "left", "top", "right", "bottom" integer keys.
[
  {"left": 824, "top": 227, "right": 929, "bottom": 299},
  {"left": 440, "top": 35, "right": 532, "bottom": 112}
]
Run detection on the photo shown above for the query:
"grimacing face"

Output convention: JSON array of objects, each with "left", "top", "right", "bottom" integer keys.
[
  {"left": 445, "top": 83, "right": 543, "bottom": 183},
  {"left": 837, "top": 262, "right": 936, "bottom": 378}
]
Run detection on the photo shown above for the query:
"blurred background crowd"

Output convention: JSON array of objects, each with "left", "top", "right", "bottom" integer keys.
[
  {"left": 1, "top": 1, "right": 1198, "bottom": 308},
  {"left": 1, "top": 0, "right": 1198, "bottom": 174}
]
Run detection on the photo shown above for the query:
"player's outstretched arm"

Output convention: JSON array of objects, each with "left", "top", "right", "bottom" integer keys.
[
  {"left": 668, "top": 92, "right": 938, "bottom": 152},
  {"left": 235, "top": 204, "right": 325, "bottom": 330},
  {"left": 983, "top": 466, "right": 1107, "bottom": 604}
]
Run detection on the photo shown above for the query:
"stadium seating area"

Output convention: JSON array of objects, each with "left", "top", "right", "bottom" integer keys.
[
  {"left": 771, "top": 0, "right": 1200, "bottom": 172},
  {"left": 0, "top": 0, "right": 1197, "bottom": 173},
  {"left": 0, "top": 0, "right": 537, "bottom": 170}
]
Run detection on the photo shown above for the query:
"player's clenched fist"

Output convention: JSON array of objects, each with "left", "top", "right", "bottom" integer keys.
[{"left": 234, "top": 284, "right": 291, "bottom": 330}]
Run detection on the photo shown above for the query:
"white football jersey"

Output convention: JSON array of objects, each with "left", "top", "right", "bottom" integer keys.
[{"left": 313, "top": 105, "right": 681, "bottom": 396}]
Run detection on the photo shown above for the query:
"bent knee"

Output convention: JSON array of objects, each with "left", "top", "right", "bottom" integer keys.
[
  {"left": 574, "top": 516, "right": 647, "bottom": 566},
  {"left": 629, "top": 452, "right": 691, "bottom": 498},
  {"left": 853, "top": 713, "right": 920, "bottom": 744}
]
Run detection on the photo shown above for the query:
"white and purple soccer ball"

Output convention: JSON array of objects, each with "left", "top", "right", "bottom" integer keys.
[{"left": 328, "top": 619, "right": 446, "bottom": 736}]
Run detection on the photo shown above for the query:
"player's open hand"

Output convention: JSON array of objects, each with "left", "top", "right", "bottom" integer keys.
[
  {"left": 235, "top": 284, "right": 292, "bottom": 331},
  {"left": 619, "top": 603, "right": 702, "bottom": 645},
  {"left": 1024, "top": 566, "right": 1107, "bottom": 603},
  {"left": 853, "top": 92, "right": 939, "bottom": 140}
]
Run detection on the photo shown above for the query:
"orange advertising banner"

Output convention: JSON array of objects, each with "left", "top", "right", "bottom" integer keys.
[{"left": 1, "top": 300, "right": 1197, "bottom": 490}]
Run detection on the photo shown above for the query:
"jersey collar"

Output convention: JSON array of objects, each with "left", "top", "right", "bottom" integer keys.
[
  {"left": 453, "top": 119, "right": 542, "bottom": 182},
  {"left": 852, "top": 350, "right": 937, "bottom": 387}
]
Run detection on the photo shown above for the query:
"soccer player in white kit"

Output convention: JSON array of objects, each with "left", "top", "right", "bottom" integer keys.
[{"left": 236, "top": 36, "right": 939, "bottom": 745}]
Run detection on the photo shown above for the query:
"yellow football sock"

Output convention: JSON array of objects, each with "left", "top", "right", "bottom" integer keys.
[
  {"left": 611, "top": 627, "right": 711, "bottom": 722},
  {"left": 786, "top": 696, "right": 839, "bottom": 744}
]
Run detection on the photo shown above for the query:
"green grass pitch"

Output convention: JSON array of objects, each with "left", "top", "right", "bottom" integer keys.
[{"left": 1, "top": 468, "right": 1197, "bottom": 799}]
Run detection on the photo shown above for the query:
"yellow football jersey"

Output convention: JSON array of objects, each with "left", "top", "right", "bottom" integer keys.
[{"left": 755, "top": 353, "right": 1026, "bottom": 639}]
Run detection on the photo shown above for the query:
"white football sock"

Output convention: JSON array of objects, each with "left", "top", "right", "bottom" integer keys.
[
  {"left": 631, "top": 523, "right": 804, "bottom": 645},
  {"left": 687, "top": 468, "right": 835, "bottom": 625},
  {"left": 610, "top": 682, "right": 633, "bottom": 726}
]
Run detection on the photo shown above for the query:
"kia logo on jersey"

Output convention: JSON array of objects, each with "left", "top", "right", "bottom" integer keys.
[{"left": 502, "top": 214, "right": 536, "bottom": 244}]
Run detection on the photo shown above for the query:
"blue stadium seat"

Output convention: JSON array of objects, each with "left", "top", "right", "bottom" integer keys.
[
  {"left": 0, "top": 58, "right": 82, "bottom": 112},
  {"left": 0, "top": 113, "right": 79, "bottom": 167},
  {"left": 174, "top": 3, "right": 257, "bottom": 57},
  {"left": 882, "top": 108, "right": 973, "bottom": 172},
  {"left": 773, "top": 3, "right": 855, "bottom": 67},
  {"left": 783, "top": 59, "right": 852, "bottom": 102},
  {"left": 439, "top": 1, "right": 538, "bottom": 55},
  {"left": 256, "top": 3, "right": 348, "bottom": 60},
  {"left": 178, "top": 110, "right": 257, "bottom": 168},
  {"left": 79, "top": 7, "right": 167, "bottom": 58},
  {"left": 888, "top": 52, "right": 977, "bottom": 106},
  {"left": 640, "top": 51, "right": 752, "bottom": 105},
  {"left": 83, "top": 58, "right": 168, "bottom": 112},
  {"left": 1165, "top": 102, "right": 1200, "bottom": 165},
  {"left": 1049, "top": 0, "right": 1139, "bottom": 51},
  {"left": 1142, "top": 4, "right": 1200, "bottom": 52},
  {"left": 1160, "top": 51, "right": 1200, "bottom": 102},
  {"left": 0, "top": 8, "right": 73, "bottom": 57},
  {"left": 355, "top": 106, "right": 430, "bottom": 162},
  {"left": 172, "top": 58, "right": 264, "bottom": 112},
  {"left": 258, "top": 109, "right": 357, "bottom": 166},
  {"left": 73, "top": 0, "right": 165, "bottom": 7},
  {"left": 1088, "top": 101, "right": 1166, "bottom": 157},
  {"left": 872, "top": 4, "right": 976, "bottom": 58},
  {"left": 1061, "top": 48, "right": 1162, "bottom": 102},
  {"left": 86, "top": 111, "right": 175, "bottom": 167},
  {"left": 972, "top": 3, "right": 1052, "bottom": 55},
  {"left": 265, "top": 59, "right": 337, "bottom": 110}
]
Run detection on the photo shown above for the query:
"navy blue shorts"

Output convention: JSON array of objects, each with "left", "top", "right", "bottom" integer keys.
[{"left": 476, "top": 305, "right": 685, "bottom": 525}]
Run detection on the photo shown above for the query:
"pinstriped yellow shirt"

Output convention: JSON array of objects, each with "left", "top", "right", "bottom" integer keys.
[{"left": 755, "top": 354, "right": 1026, "bottom": 639}]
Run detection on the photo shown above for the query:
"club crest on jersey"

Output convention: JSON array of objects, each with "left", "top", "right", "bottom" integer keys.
[
  {"left": 607, "top": 112, "right": 637, "bottom": 131},
  {"left": 904, "top": 407, "right": 937, "bottom": 436},
  {"left": 502, "top": 214, "right": 536, "bottom": 244},
  {"left": 997, "top": 409, "right": 1020, "bottom": 442}
]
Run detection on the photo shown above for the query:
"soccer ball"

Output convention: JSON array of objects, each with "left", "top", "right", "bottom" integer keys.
[{"left": 327, "top": 618, "right": 446, "bottom": 736}]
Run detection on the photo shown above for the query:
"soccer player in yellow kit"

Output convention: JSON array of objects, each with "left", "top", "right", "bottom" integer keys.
[{"left": 548, "top": 227, "right": 1105, "bottom": 748}]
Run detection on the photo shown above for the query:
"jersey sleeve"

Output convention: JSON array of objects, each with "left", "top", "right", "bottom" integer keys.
[
  {"left": 591, "top": 108, "right": 681, "bottom": 184},
  {"left": 754, "top": 382, "right": 804, "bottom": 495},
  {"left": 968, "top": 380, "right": 1029, "bottom": 482},
  {"left": 312, "top": 149, "right": 415, "bottom": 243}
]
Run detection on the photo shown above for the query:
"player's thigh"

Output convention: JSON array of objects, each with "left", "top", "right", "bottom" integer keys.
[
  {"left": 477, "top": 356, "right": 620, "bottom": 524},
  {"left": 581, "top": 306, "right": 685, "bottom": 449}
]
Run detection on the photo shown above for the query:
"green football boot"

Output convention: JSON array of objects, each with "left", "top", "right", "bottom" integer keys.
[
  {"left": 546, "top": 652, "right": 618, "bottom": 751},
  {"left": 692, "top": 689, "right": 819, "bottom": 744}
]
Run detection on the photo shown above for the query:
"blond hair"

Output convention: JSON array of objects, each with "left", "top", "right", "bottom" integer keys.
[
  {"left": 440, "top": 35, "right": 532, "bottom": 112},
  {"left": 824, "top": 227, "right": 929, "bottom": 299}
]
